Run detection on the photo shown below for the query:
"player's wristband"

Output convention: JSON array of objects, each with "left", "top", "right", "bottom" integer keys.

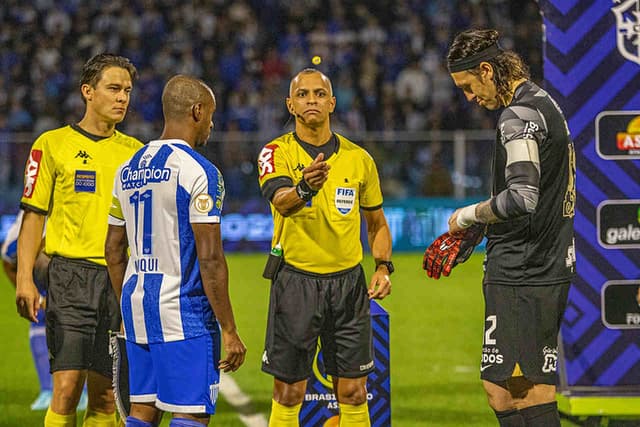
[
  {"left": 456, "top": 203, "right": 479, "bottom": 228},
  {"left": 295, "top": 179, "right": 318, "bottom": 202}
]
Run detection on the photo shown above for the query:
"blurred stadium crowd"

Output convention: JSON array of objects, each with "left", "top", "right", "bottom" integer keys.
[{"left": 0, "top": 0, "right": 542, "bottom": 207}]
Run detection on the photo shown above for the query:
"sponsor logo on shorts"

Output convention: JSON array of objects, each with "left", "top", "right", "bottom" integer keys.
[
  {"left": 360, "top": 360, "right": 374, "bottom": 371},
  {"left": 335, "top": 187, "right": 355, "bottom": 215},
  {"left": 542, "top": 346, "right": 558, "bottom": 373},
  {"left": 481, "top": 347, "right": 504, "bottom": 372},
  {"left": 23, "top": 149, "right": 43, "bottom": 198},
  {"left": 209, "top": 383, "right": 219, "bottom": 404},
  {"left": 262, "top": 350, "right": 269, "bottom": 365}
]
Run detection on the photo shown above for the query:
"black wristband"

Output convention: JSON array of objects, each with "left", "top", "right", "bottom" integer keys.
[
  {"left": 375, "top": 260, "right": 394, "bottom": 275},
  {"left": 295, "top": 179, "right": 318, "bottom": 202}
]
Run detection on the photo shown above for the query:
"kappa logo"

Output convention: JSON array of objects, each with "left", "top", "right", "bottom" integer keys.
[
  {"left": 23, "top": 149, "right": 43, "bottom": 198},
  {"left": 262, "top": 350, "right": 269, "bottom": 364},
  {"left": 613, "top": 0, "right": 640, "bottom": 65},
  {"left": 75, "top": 150, "right": 93, "bottom": 164},
  {"left": 258, "top": 144, "right": 279, "bottom": 178}
]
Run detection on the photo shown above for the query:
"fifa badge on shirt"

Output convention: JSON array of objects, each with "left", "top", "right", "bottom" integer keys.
[{"left": 335, "top": 187, "right": 355, "bottom": 215}]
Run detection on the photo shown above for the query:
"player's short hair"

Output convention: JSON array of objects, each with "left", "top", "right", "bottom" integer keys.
[
  {"left": 289, "top": 68, "right": 333, "bottom": 97},
  {"left": 447, "top": 29, "right": 530, "bottom": 104},
  {"left": 161, "top": 75, "right": 215, "bottom": 120},
  {"left": 79, "top": 53, "right": 138, "bottom": 95}
]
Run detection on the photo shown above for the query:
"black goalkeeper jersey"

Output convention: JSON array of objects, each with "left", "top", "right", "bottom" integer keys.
[{"left": 484, "top": 81, "right": 576, "bottom": 286}]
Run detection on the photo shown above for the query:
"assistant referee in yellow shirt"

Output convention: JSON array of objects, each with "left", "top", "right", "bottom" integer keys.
[{"left": 15, "top": 54, "right": 142, "bottom": 427}]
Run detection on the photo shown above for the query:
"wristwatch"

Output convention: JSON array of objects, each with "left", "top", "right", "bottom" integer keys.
[{"left": 375, "top": 260, "right": 394, "bottom": 275}]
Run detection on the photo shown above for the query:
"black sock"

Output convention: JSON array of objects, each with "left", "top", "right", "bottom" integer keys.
[
  {"left": 520, "top": 401, "right": 561, "bottom": 427},
  {"left": 494, "top": 409, "right": 526, "bottom": 427}
]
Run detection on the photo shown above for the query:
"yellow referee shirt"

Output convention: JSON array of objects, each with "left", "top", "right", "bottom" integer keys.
[
  {"left": 258, "top": 133, "right": 383, "bottom": 274},
  {"left": 20, "top": 125, "right": 142, "bottom": 266}
]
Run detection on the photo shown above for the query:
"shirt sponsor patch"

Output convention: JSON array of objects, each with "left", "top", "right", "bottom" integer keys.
[
  {"left": 258, "top": 144, "right": 279, "bottom": 178},
  {"left": 23, "top": 149, "right": 43, "bottom": 198},
  {"left": 194, "top": 193, "right": 214, "bottom": 213},
  {"left": 74, "top": 170, "right": 96, "bottom": 193},
  {"left": 335, "top": 187, "right": 355, "bottom": 215}
]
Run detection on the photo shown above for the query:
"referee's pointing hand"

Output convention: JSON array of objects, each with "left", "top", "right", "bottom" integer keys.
[{"left": 303, "top": 153, "right": 330, "bottom": 191}]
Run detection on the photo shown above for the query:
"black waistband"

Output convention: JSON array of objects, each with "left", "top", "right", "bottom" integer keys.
[{"left": 50, "top": 255, "right": 106, "bottom": 270}]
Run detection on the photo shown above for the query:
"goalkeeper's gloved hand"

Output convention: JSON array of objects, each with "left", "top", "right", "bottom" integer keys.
[{"left": 422, "top": 224, "right": 485, "bottom": 279}]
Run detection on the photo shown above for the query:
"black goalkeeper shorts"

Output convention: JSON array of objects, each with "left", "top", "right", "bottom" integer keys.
[
  {"left": 46, "top": 256, "right": 121, "bottom": 377},
  {"left": 262, "top": 263, "right": 374, "bottom": 384},
  {"left": 480, "top": 282, "right": 570, "bottom": 385}
]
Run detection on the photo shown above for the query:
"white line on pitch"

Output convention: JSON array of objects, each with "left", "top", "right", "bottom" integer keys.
[{"left": 220, "top": 372, "right": 268, "bottom": 427}]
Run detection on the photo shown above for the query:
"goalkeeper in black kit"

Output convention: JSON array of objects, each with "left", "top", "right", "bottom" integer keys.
[{"left": 425, "top": 28, "right": 576, "bottom": 427}]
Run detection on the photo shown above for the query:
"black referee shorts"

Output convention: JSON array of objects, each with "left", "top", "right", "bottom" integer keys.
[
  {"left": 262, "top": 263, "right": 374, "bottom": 384},
  {"left": 46, "top": 256, "right": 121, "bottom": 377},
  {"left": 481, "top": 282, "right": 570, "bottom": 385}
]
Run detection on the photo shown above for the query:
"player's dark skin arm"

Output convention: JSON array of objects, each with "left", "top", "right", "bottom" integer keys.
[
  {"left": 2, "top": 259, "right": 16, "bottom": 286},
  {"left": 363, "top": 208, "right": 392, "bottom": 299},
  {"left": 105, "top": 224, "right": 129, "bottom": 302},
  {"left": 193, "top": 222, "right": 247, "bottom": 373},
  {"left": 271, "top": 153, "right": 330, "bottom": 217}
]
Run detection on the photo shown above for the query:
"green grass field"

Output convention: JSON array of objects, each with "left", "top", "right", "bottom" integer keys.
[{"left": 0, "top": 253, "right": 577, "bottom": 426}]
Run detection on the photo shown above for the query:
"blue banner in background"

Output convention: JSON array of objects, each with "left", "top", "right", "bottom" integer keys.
[
  {"left": 539, "top": 0, "right": 640, "bottom": 393},
  {"left": 217, "top": 197, "right": 483, "bottom": 253},
  {"left": 0, "top": 198, "right": 482, "bottom": 252},
  {"left": 382, "top": 198, "right": 484, "bottom": 252}
]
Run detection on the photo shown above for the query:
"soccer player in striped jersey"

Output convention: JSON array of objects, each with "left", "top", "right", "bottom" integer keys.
[
  {"left": 257, "top": 69, "right": 393, "bottom": 426},
  {"left": 446, "top": 29, "right": 575, "bottom": 427},
  {"left": 16, "top": 53, "right": 142, "bottom": 427},
  {"left": 1, "top": 210, "right": 53, "bottom": 410},
  {"left": 106, "top": 75, "right": 246, "bottom": 427}
]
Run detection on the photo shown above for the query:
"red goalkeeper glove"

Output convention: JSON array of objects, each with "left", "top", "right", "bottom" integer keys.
[{"left": 422, "top": 224, "right": 485, "bottom": 279}]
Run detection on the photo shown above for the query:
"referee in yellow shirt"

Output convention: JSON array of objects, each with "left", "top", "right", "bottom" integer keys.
[
  {"left": 257, "top": 68, "right": 393, "bottom": 426},
  {"left": 15, "top": 54, "right": 143, "bottom": 427}
]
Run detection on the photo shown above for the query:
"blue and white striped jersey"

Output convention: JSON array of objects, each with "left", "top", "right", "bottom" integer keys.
[
  {"left": 1, "top": 210, "right": 23, "bottom": 264},
  {"left": 109, "top": 139, "right": 225, "bottom": 344}
]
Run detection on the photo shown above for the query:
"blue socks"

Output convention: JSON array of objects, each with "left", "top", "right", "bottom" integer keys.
[
  {"left": 125, "top": 416, "right": 155, "bottom": 427},
  {"left": 29, "top": 324, "right": 52, "bottom": 391},
  {"left": 169, "top": 418, "right": 207, "bottom": 427}
]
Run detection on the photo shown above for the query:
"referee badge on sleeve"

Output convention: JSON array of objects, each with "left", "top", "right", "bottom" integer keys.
[{"left": 335, "top": 187, "right": 356, "bottom": 215}]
